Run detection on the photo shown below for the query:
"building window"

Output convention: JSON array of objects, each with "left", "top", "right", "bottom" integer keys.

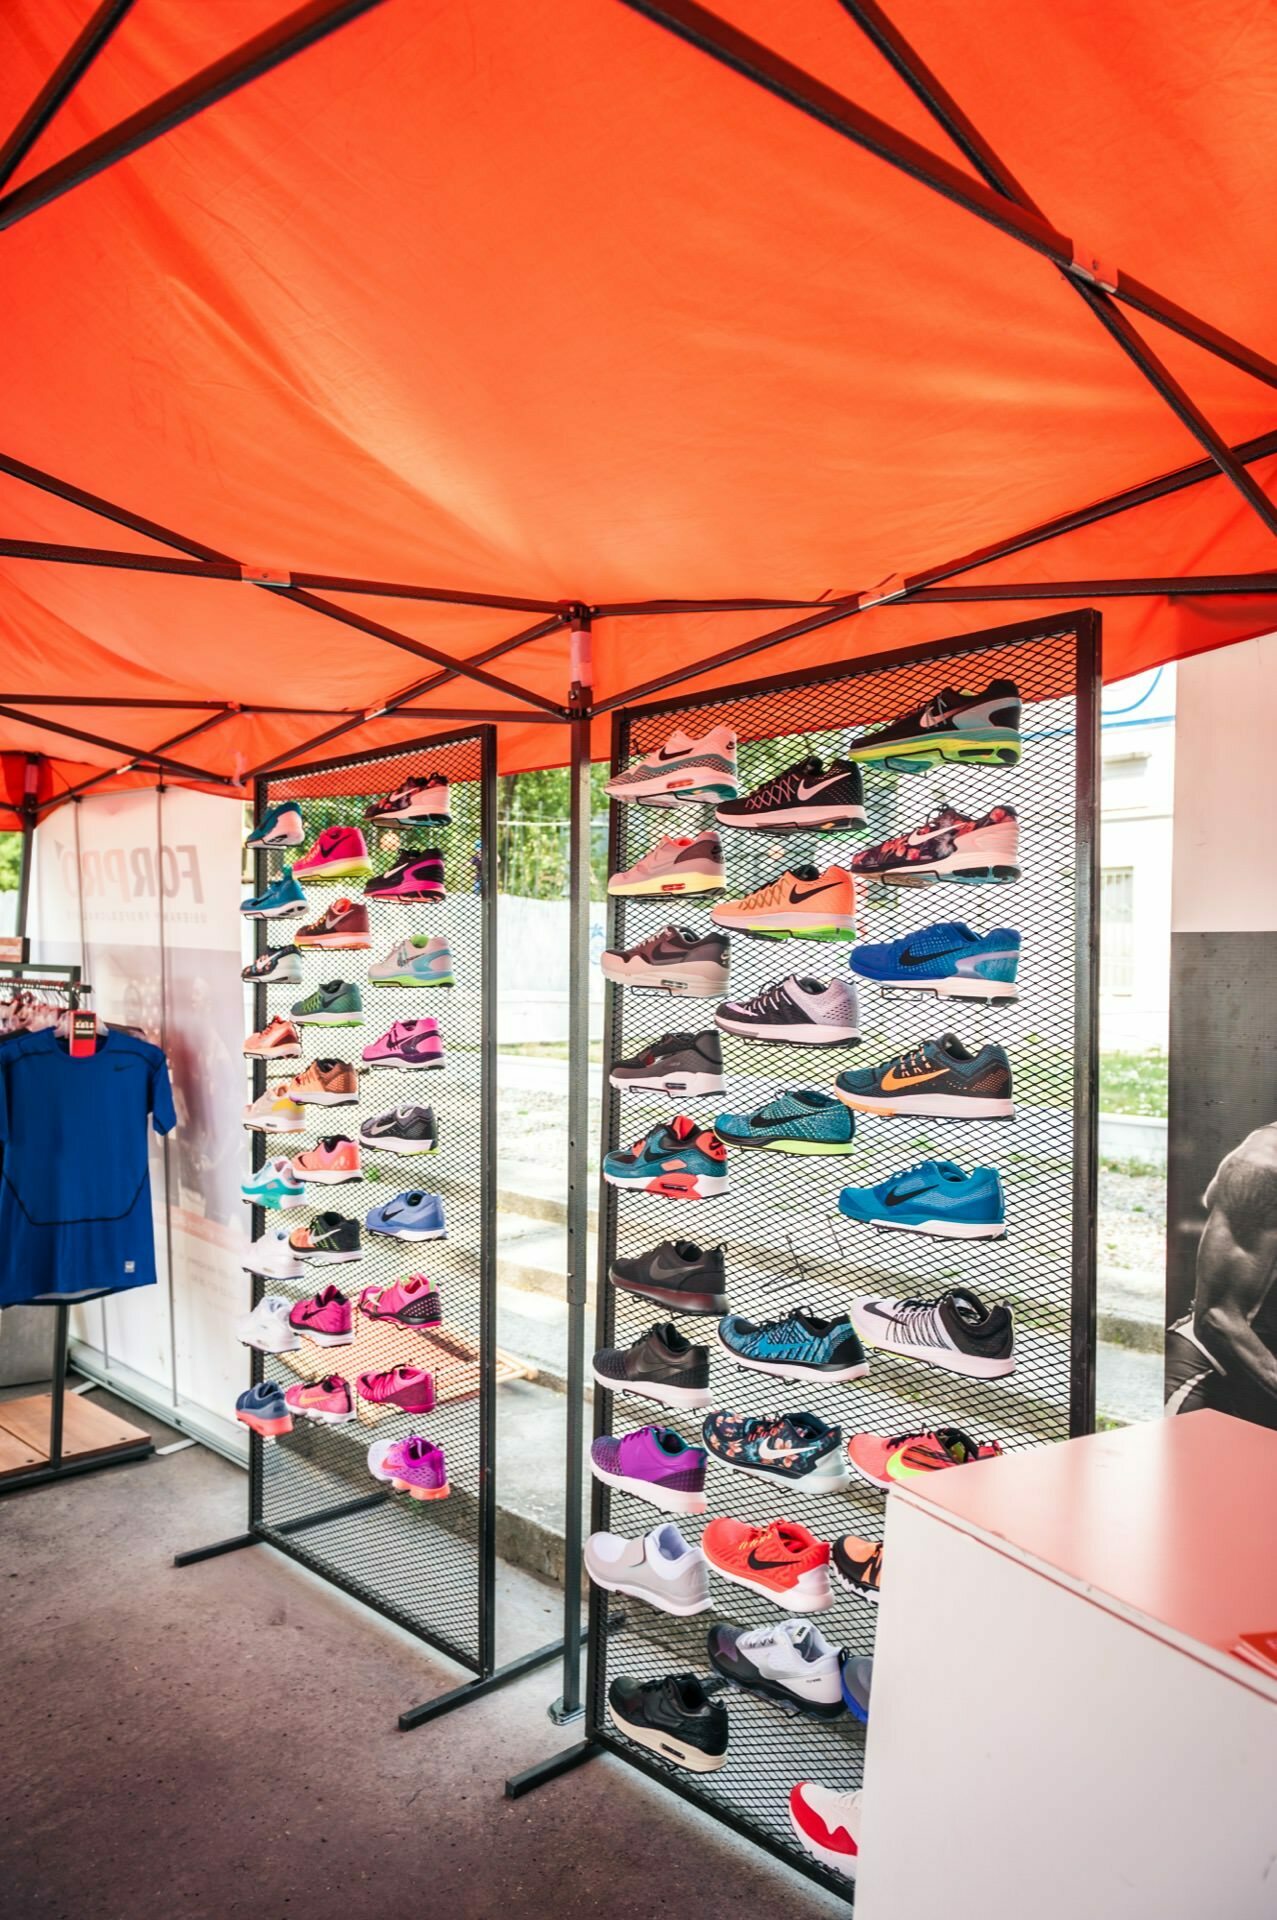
[{"left": 1100, "top": 866, "right": 1134, "bottom": 996}]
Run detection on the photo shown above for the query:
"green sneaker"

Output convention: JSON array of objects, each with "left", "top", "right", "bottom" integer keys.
[{"left": 291, "top": 979, "right": 363, "bottom": 1026}]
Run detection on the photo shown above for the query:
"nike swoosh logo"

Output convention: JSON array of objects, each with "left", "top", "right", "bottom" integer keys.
[
  {"left": 898, "top": 944, "right": 965, "bottom": 967},
  {"left": 884, "top": 1185, "right": 933, "bottom": 1206},
  {"left": 746, "top": 1111, "right": 803, "bottom": 1131},
  {"left": 796, "top": 772, "right": 849, "bottom": 801},
  {"left": 879, "top": 1064, "right": 949, "bottom": 1091},
  {"left": 746, "top": 1549, "right": 798, "bottom": 1570},
  {"left": 788, "top": 880, "right": 840, "bottom": 905},
  {"left": 656, "top": 743, "right": 695, "bottom": 761},
  {"left": 755, "top": 1437, "right": 812, "bottom": 1463}
]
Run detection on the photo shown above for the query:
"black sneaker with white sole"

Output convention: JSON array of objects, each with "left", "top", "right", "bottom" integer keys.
[
  {"left": 849, "top": 1286, "right": 1014, "bottom": 1378},
  {"left": 359, "top": 1105, "right": 438, "bottom": 1155},
  {"left": 290, "top": 1212, "right": 362, "bottom": 1264},
  {"left": 601, "top": 924, "right": 729, "bottom": 997},
  {"left": 607, "top": 1672, "right": 729, "bottom": 1772},
  {"left": 716, "top": 757, "right": 866, "bottom": 833},
  {"left": 593, "top": 1322, "right": 712, "bottom": 1410},
  {"left": 609, "top": 1241, "right": 728, "bottom": 1316},
  {"left": 714, "top": 974, "right": 860, "bottom": 1045},
  {"left": 609, "top": 1030, "right": 725, "bottom": 1097}
]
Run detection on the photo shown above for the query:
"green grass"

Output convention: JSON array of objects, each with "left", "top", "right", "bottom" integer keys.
[{"left": 1099, "top": 1049, "right": 1168, "bottom": 1119}]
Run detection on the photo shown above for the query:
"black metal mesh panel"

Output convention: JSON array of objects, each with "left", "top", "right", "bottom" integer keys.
[
  {"left": 246, "top": 729, "right": 494, "bottom": 1673},
  {"left": 588, "top": 622, "right": 1097, "bottom": 1899}
]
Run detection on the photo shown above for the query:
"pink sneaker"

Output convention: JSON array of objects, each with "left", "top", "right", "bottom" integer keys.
[
  {"left": 357, "top": 1274, "right": 442, "bottom": 1332},
  {"left": 284, "top": 1374, "right": 355, "bottom": 1425},
  {"left": 294, "top": 826, "right": 373, "bottom": 883},
  {"left": 243, "top": 1016, "right": 302, "bottom": 1059},
  {"left": 357, "top": 1365, "right": 436, "bottom": 1413},
  {"left": 387, "top": 1435, "right": 449, "bottom": 1500},
  {"left": 288, "top": 1284, "right": 354, "bottom": 1346},
  {"left": 292, "top": 1136, "right": 362, "bottom": 1186},
  {"left": 362, "top": 1020, "right": 444, "bottom": 1071}
]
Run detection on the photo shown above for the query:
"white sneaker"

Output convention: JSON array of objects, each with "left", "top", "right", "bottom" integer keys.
[
  {"left": 708, "top": 1619, "right": 843, "bottom": 1717},
  {"left": 242, "top": 1229, "right": 303, "bottom": 1282},
  {"left": 242, "top": 1089, "right": 305, "bottom": 1132},
  {"left": 237, "top": 1293, "right": 301, "bottom": 1350},
  {"left": 584, "top": 1522, "right": 711, "bottom": 1616},
  {"left": 604, "top": 725, "right": 739, "bottom": 808},
  {"left": 788, "top": 1782, "right": 862, "bottom": 1880}
]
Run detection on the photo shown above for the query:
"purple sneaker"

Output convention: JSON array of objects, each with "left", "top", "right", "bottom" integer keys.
[
  {"left": 590, "top": 1424, "right": 708, "bottom": 1515},
  {"left": 362, "top": 1019, "right": 444, "bottom": 1070},
  {"left": 385, "top": 1435, "right": 449, "bottom": 1501}
]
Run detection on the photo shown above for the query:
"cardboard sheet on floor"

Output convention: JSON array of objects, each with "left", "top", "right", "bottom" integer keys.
[{"left": 0, "top": 1392, "right": 149, "bottom": 1476}]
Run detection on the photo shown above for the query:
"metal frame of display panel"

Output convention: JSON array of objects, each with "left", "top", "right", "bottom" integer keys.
[{"left": 509, "top": 610, "right": 1100, "bottom": 1901}]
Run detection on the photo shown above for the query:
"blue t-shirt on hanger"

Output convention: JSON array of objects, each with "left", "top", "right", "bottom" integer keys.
[{"left": 0, "top": 1028, "right": 176, "bottom": 1307}]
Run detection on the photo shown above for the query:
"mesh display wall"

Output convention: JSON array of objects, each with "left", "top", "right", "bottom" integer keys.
[
  {"left": 586, "top": 617, "right": 1098, "bottom": 1898},
  {"left": 245, "top": 727, "right": 496, "bottom": 1674}
]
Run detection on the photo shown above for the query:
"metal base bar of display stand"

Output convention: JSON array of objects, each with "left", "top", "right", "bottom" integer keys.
[
  {"left": 0, "top": 1296, "right": 154, "bottom": 1497},
  {"left": 174, "top": 1491, "right": 391, "bottom": 1566},
  {"left": 505, "top": 1734, "right": 603, "bottom": 1800},
  {"left": 400, "top": 1634, "right": 573, "bottom": 1730}
]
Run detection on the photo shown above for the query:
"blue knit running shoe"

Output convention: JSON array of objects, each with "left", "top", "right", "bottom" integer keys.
[
  {"left": 717, "top": 1305, "right": 868, "bottom": 1383},
  {"left": 837, "top": 1160, "right": 1005, "bottom": 1240},
  {"left": 713, "top": 1090, "right": 854, "bottom": 1155},
  {"left": 241, "top": 868, "right": 307, "bottom": 919},
  {"left": 850, "top": 922, "right": 1019, "bottom": 1002}
]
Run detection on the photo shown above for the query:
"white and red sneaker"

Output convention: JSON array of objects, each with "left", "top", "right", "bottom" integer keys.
[{"left": 787, "top": 1782, "right": 862, "bottom": 1880}]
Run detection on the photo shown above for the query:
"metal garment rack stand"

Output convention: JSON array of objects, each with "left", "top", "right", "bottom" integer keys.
[
  {"left": 175, "top": 726, "right": 565, "bottom": 1724},
  {"left": 508, "top": 610, "right": 1101, "bottom": 1902}
]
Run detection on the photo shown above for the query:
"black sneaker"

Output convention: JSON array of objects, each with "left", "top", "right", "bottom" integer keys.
[
  {"left": 609, "top": 1241, "right": 728, "bottom": 1316},
  {"left": 715, "top": 757, "right": 865, "bottom": 833},
  {"left": 242, "top": 946, "right": 302, "bottom": 985},
  {"left": 359, "top": 1105, "right": 438, "bottom": 1156},
  {"left": 847, "top": 679, "right": 1022, "bottom": 772},
  {"left": 290, "top": 1212, "right": 361, "bottom": 1265},
  {"left": 835, "top": 1033, "right": 1014, "bottom": 1119},
  {"left": 848, "top": 1286, "right": 1014, "bottom": 1379},
  {"left": 600, "top": 924, "right": 729, "bottom": 997},
  {"left": 831, "top": 1533, "right": 883, "bottom": 1604},
  {"left": 592, "top": 1322, "right": 711, "bottom": 1411},
  {"left": 608, "top": 1030, "right": 724, "bottom": 1097},
  {"left": 607, "top": 1672, "right": 729, "bottom": 1773},
  {"left": 364, "top": 849, "right": 445, "bottom": 900}
]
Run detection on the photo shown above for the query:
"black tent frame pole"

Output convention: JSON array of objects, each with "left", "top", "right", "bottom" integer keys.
[{"left": 0, "top": 0, "right": 135, "bottom": 192}]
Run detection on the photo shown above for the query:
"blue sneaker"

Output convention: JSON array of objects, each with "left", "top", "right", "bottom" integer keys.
[
  {"left": 850, "top": 922, "right": 1020, "bottom": 1002},
  {"left": 235, "top": 1381, "right": 293, "bottom": 1436},
  {"left": 241, "top": 1157, "right": 305, "bottom": 1209},
  {"left": 837, "top": 1160, "right": 1006, "bottom": 1240},
  {"left": 241, "top": 868, "right": 308, "bottom": 919},
  {"left": 717, "top": 1305, "right": 868, "bottom": 1383},
  {"left": 714, "top": 1089, "right": 854, "bottom": 1155},
  {"left": 603, "top": 1116, "right": 728, "bottom": 1199},
  {"left": 841, "top": 1654, "right": 873, "bottom": 1723},
  {"left": 701, "top": 1408, "right": 849, "bottom": 1493},
  {"left": 365, "top": 1191, "right": 447, "bottom": 1241},
  {"left": 247, "top": 800, "right": 304, "bottom": 848}
]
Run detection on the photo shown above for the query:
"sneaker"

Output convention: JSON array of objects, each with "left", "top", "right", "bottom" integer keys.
[
  {"left": 283, "top": 1059, "right": 359, "bottom": 1106},
  {"left": 710, "top": 865, "right": 859, "bottom": 940},
  {"left": 849, "top": 1286, "right": 1014, "bottom": 1378},
  {"left": 837, "top": 1159, "right": 1006, "bottom": 1239},
  {"left": 291, "top": 1136, "right": 362, "bottom": 1186},
  {"left": 603, "top": 1116, "right": 728, "bottom": 1199},
  {"left": 851, "top": 921, "right": 1021, "bottom": 1001},
  {"left": 600, "top": 924, "right": 729, "bottom": 996},
  {"left": 289, "top": 1213, "right": 362, "bottom": 1265},
  {"left": 242, "top": 945, "right": 303, "bottom": 985},
  {"left": 607, "top": 1672, "right": 728, "bottom": 1772},
  {"left": 243, "top": 1016, "right": 301, "bottom": 1059},
  {"left": 358, "top": 1274, "right": 443, "bottom": 1330},
  {"left": 850, "top": 804, "right": 1020, "bottom": 886},
  {"left": 604, "top": 726, "right": 739, "bottom": 808},
  {"left": 241, "top": 1158, "right": 305, "bottom": 1209},
  {"left": 242, "top": 1089, "right": 305, "bottom": 1133},
  {"left": 236, "top": 1293, "right": 300, "bottom": 1350},
  {"left": 713, "top": 1089, "right": 854, "bottom": 1154},
  {"left": 284, "top": 1374, "right": 356, "bottom": 1425},
  {"left": 592, "top": 1322, "right": 712, "bottom": 1411},
  {"left": 296, "top": 897, "right": 371, "bottom": 949},
  {"left": 716, "top": 1306, "right": 868, "bottom": 1383},
  {"left": 700, "top": 1515, "right": 832, "bottom": 1611},
  {"left": 247, "top": 800, "right": 304, "bottom": 848},
  {"left": 242, "top": 1228, "right": 304, "bottom": 1282},
  {"left": 842, "top": 1655, "right": 873, "bottom": 1723},
  {"left": 714, "top": 974, "right": 860, "bottom": 1044},
  {"left": 707, "top": 1619, "right": 844, "bottom": 1719},
  {"left": 368, "top": 934, "right": 454, "bottom": 987},
  {"left": 356, "top": 1364, "right": 436, "bottom": 1412},
  {"left": 366, "top": 773, "right": 451, "bottom": 825},
  {"left": 848, "top": 677, "right": 1022, "bottom": 772},
  {"left": 831, "top": 1532, "right": 883, "bottom": 1603},
  {"left": 834, "top": 1033, "right": 1014, "bottom": 1118},
  {"left": 584, "top": 1522, "right": 711, "bottom": 1617},
  {"left": 294, "top": 826, "right": 373, "bottom": 883},
  {"left": 608, "top": 833, "right": 725, "bottom": 896},
  {"left": 702, "top": 1409, "right": 849, "bottom": 1493},
  {"left": 366, "top": 1191, "right": 446, "bottom": 1240},
  {"left": 608, "top": 1240, "right": 728, "bottom": 1316},
  {"left": 715, "top": 757, "right": 865, "bottom": 833},
  {"left": 288, "top": 1283, "right": 354, "bottom": 1345},
  {"left": 384, "top": 1435, "right": 449, "bottom": 1500},
  {"left": 847, "top": 1425, "right": 1002, "bottom": 1489},
  {"left": 358, "top": 1105, "right": 437, "bottom": 1156},
  {"left": 290, "top": 980, "right": 363, "bottom": 1026},
  {"left": 365, "top": 848, "right": 445, "bottom": 900},
  {"left": 362, "top": 1019, "right": 444, "bottom": 1070},
  {"left": 235, "top": 1382, "right": 292, "bottom": 1437},
  {"left": 788, "top": 1783, "right": 862, "bottom": 1881},
  {"left": 241, "top": 869, "right": 308, "bottom": 919},
  {"left": 609, "top": 1030, "right": 724, "bottom": 1097},
  {"left": 589, "top": 1425, "right": 708, "bottom": 1515}
]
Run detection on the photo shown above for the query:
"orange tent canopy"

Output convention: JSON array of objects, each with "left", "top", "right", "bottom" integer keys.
[{"left": 2, "top": 0, "right": 1276, "bottom": 825}]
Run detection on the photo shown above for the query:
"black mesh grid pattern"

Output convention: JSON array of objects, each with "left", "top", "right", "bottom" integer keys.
[
  {"left": 586, "top": 623, "right": 1097, "bottom": 1898},
  {"left": 245, "top": 728, "right": 494, "bottom": 1673}
]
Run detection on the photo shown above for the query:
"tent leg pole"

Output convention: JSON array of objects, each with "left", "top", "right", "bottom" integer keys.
[{"left": 13, "top": 753, "right": 40, "bottom": 942}]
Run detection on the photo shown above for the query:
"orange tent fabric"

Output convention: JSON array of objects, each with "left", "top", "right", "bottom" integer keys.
[{"left": 1, "top": 0, "right": 1276, "bottom": 824}]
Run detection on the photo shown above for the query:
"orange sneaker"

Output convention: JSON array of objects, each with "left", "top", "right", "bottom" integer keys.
[
  {"left": 292, "top": 1136, "right": 362, "bottom": 1186},
  {"left": 243, "top": 1016, "right": 301, "bottom": 1059},
  {"left": 701, "top": 1515, "right": 833, "bottom": 1611},
  {"left": 283, "top": 1059, "right": 360, "bottom": 1106},
  {"left": 710, "top": 865, "right": 859, "bottom": 941}
]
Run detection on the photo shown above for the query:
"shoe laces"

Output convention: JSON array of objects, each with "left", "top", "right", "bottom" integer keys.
[
  {"left": 887, "top": 1041, "right": 934, "bottom": 1078},
  {"left": 888, "top": 1298, "right": 944, "bottom": 1344},
  {"left": 745, "top": 979, "right": 791, "bottom": 1016}
]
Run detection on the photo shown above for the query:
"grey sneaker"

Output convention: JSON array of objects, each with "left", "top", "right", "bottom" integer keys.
[
  {"left": 609, "top": 1030, "right": 724, "bottom": 1097},
  {"left": 608, "top": 833, "right": 725, "bottom": 897},
  {"left": 715, "top": 973, "right": 860, "bottom": 1045},
  {"left": 601, "top": 924, "right": 729, "bottom": 997},
  {"left": 585, "top": 1521, "right": 712, "bottom": 1616},
  {"left": 291, "top": 979, "right": 363, "bottom": 1026}
]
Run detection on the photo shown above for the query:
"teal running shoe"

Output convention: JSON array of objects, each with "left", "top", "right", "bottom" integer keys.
[
  {"left": 603, "top": 1116, "right": 728, "bottom": 1199},
  {"left": 291, "top": 979, "right": 363, "bottom": 1026},
  {"left": 714, "top": 1090, "right": 854, "bottom": 1155},
  {"left": 837, "top": 1160, "right": 1006, "bottom": 1240},
  {"left": 241, "top": 1157, "right": 305, "bottom": 1210},
  {"left": 246, "top": 800, "right": 304, "bottom": 848},
  {"left": 241, "top": 868, "right": 307, "bottom": 919}
]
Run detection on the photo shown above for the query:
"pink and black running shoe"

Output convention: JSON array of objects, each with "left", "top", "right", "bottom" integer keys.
[
  {"left": 361, "top": 1019, "right": 444, "bottom": 1070},
  {"left": 357, "top": 1274, "right": 442, "bottom": 1331},
  {"left": 364, "top": 848, "right": 445, "bottom": 901},
  {"left": 357, "top": 1365, "right": 436, "bottom": 1413},
  {"left": 284, "top": 1375, "right": 356, "bottom": 1425},
  {"left": 288, "top": 1284, "right": 354, "bottom": 1346}
]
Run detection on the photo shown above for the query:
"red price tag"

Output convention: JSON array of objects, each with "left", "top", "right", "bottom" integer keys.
[{"left": 68, "top": 1010, "right": 98, "bottom": 1058}]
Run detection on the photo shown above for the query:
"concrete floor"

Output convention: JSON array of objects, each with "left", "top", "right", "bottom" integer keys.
[{"left": 0, "top": 1392, "right": 846, "bottom": 1919}]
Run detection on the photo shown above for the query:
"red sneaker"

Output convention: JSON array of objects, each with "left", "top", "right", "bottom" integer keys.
[
  {"left": 788, "top": 1783, "right": 861, "bottom": 1881},
  {"left": 297, "top": 897, "right": 371, "bottom": 949},
  {"left": 701, "top": 1515, "right": 832, "bottom": 1611}
]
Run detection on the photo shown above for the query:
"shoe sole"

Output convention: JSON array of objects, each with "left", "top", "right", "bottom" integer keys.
[
  {"left": 714, "top": 1330, "right": 868, "bottom": 1383},
  {"left": 364, "top": 886, "right": 445, "bottom": 901},
  {"left": 293, "top": 1013, "right": 363, "bottom": 1026},
  {"left": 296, "top": 1170, "right": 363, "bottom": 1186},
  {"left": 243, "top": 903, "right": 308, "bottom": 919},
  {"left": 590, "top": 1364, "right": 712, "bottom": 1410},
  {"left": 247, "top": 833, "right": 304, "bottom": 849},
  {"left": 609, "top": 1070, "right": 726, "bottom": 1096},
  {"left": 715, "top": 1132, "right": 854, "bottom": 1155},
  {"left": 607, "top": 874, "right": 724, "bottom": 897},
  {"left": 830, "top": 1563, "right": 881, "bottom": 1604},
  {"left": 845, "top": 1454, "right": 893, "bottom": 1492},
  {"left": 603, "top": 1168, "right": 728, "bottom": 1199},
  {"left": 237, "top": 1331, "right": 301, "bottom": 1351},
  {"left": 369, "top": 974, "right": 453, "bottom": 987},
  {"left": 714, "top": 1014, "right": 861, "bottom": 1044},
  {"left": 609, "top": 1275, "right": 728, "bottom": 1316},
  {"left": 600, "top": 957, "right": 727, "bottom": 996},
  {"left": 294, "top": 1249, "right": 362, "bottom": 1265},
  {"left": 788, "top": 1806, "right": 860, "bottom": 1881},
  {"left": 242, "top": 1117, "right": 305, "bottom": 1132},
  {"left": 710, "top": 910, "right": 856, "bottom": 940},
  {"left": 363, "top": 1057, "right": 444, "bottom": 1070},
  {"left": 714, "top": 803, "right": 866, "bottom": 832},
  {"left": 244, "top": 1046, "right": 302, "bottom": 1059},
  {"left": 291, "top": 1090, "right": 360, "bottom": 1105},
  {"left": 358, "top": 1137, "right": 437, "bottom": 1155},
  {"left": 290, "top": 1404, "right": 357, "bottom": 1425},
  {"left": 360, "top": 1310, "right": 443, "bottom": 1331},
  {"left": 708, "top": 1651, "right": 846, "bottom": 1720},
  {"left": 367, "top": 1224, "right": 446, "bottom": 1240},
  {"left": 833, "top": 1087, "right": 1014, "bottom": 1119},
  {"left": 607, "top": 1707, "right": 726, "bottom": 1772},
  {"left": 603, "top": 771, "right": 736, "bottom": 804},
  {"left": 855, "top": 971, "right": 1018, "bottom": 1002},
  {"left": 391, "top": 1477, "right": 450, "bottom": 1500},
  {"left": 242, "top": 970, "right": 303, "bottom": 986},
  {"left": 294, "top": 862, "right": 373, "bottom": 882},
  {"left": 706, "top": 1453, "right": 852, "bottom": 1495},
  {"left": 837, "top": 1206, "right": 1006, "bottom": 1240},
  {"left": 241, "top": 1191, "right": 302, "bottom": 1209},
  {"left": 236, "top": 1411, "right": 293, "bottom": 1436},
  {"left": 293, "top": 1328, "right": 355, "bottom": 1346},
  {"left": 590, "top": 1461, "right": 707, "bottom": 1516},
  {"left": 846, "top": 729, "right": 1020, "bottom": 770},
  {"left": 583, "top": 1567, "right": 712, "bottom": 1617},
  {"left": 850, "top": 1322, "right": 1015, "bottom": 1379},
  {"left": 296, "top": 935, "right": 372, "bottom": 949},
  {"left": 703, "top": 1557, "right": 833, "bottom": 1612},
  {"left": 367, "top": 803, "right": 451, "bottom": 823}
]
